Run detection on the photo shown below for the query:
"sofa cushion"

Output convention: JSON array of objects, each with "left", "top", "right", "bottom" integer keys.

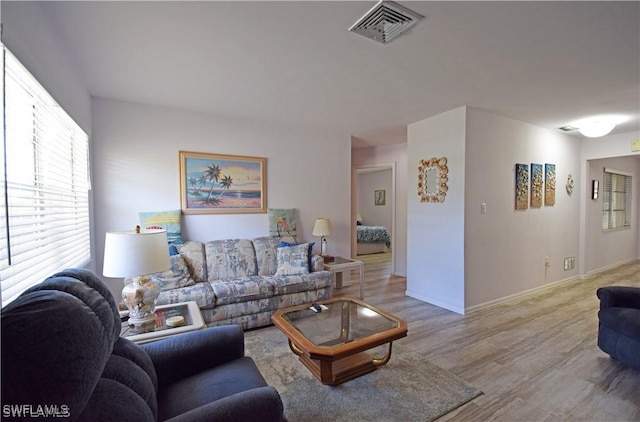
[
  {"left": 275, "top": 243, "right": 310, "bottom": 276},
  {"left": 156, "top": 357, "right": 269, "bottom": 421},
  {"left": 81, "top": 338, "right": 158, "bottom": 421},
  {"left": 177, "top": 241, "right": 207, "bottom": 282},
  {"left": 599, "top": 307, "right": 640, "bottom": 339},
  {"left": 212, "top": 276, "right": 274, "bottom": 305},
  {"left": 206, "top": 239, "right": 258, "bottom": 281},
  {"left": 267, "top": 272, "right": 333, "bottom": 296},
  {"left": 253, "top": 236, "right": 282, "bottom": 276},
  {"left": 279, "top": 240, "right": 315, "bottom": 271},
  {"left": 151, "top": 254, "right": 196, "bottom": 291},
  {"left": 157, "top": 282, "right": 216, "bottom": 309},
  {"left": 1, "top": 270, "right": 120, "bottom": 418},
  {"left": 203, "top": 298, "right": 280, "bottom": 326}
]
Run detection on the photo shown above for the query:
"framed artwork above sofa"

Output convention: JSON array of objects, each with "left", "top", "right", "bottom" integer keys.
[{"left": 179, "top": 151, "right": 267, "bottom": 214}]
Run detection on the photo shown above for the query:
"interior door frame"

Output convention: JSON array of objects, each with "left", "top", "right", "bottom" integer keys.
[{"left": 351, "top": 162, "right": 396, "bottom": 275}]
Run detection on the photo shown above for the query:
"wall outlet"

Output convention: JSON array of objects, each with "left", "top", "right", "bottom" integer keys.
[{"left": 564, "top": 257, "right": 575, "bottom": 271}]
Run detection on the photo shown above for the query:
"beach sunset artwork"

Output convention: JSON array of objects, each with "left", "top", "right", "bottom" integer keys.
[{"left": 179, "top": 151, "right": 267, "bottom": 214}]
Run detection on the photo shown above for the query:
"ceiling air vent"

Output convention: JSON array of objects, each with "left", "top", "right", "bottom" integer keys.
[
  {"left": 349, "top": 1, "right": 424, "bottom": 44},
  {"left": 558, "top": 125, "right": 578, "bottom": 132}
]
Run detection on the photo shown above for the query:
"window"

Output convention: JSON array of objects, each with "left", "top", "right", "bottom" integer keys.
[
  {"left": 602, "top": 168, "right": 632, "bottom": 231},
  {"left": 1, "top": 47, "right": 91, "bottom": 306}
]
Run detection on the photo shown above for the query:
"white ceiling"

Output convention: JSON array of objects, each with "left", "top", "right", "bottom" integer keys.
[{"left": 39, "top": 1, "right": 639, "bottom": 148}]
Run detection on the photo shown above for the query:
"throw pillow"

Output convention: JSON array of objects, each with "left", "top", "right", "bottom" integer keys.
[
  {"left": 279, "top": 240, "right": 315, "bottom": 271},
  {"left": 138, "top": 209, "right": 184, "bottom": 245},
  {"left": 275, "top": 243, "right": 310, "bottom": 276},
  {"left": 150, "top": 254, "right": 195, "bottom": 291}
]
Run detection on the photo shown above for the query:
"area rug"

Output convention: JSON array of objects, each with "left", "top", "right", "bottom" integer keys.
[{"left": 244, "top": 327, "right": 482, "bottom": 422}]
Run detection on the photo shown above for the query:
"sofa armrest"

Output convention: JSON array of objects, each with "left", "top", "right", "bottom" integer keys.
[
  {"left": 310, "top": 255, "right": 324, "bottom": 272},
  {"left": 141, "top": 325, "right": 244, "bottom": 387},
  {"left": 597, "top": 286, "right": 640, "bottom": 310},
  {"left": 164, "top": 387, "right": 285, "bottom": 422}
]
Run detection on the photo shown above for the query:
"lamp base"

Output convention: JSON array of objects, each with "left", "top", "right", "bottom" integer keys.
[
  {"left": 127, "top": 316, "right": 158, "bottom": 334},
  {"left": 122, "top": 275, "right": 161, "bottom": 333}
]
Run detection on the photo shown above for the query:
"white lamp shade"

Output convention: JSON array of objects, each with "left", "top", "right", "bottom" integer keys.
[
  {"left": 103, "top": 229, "right": 171, "bottom": 277},
  {"left": 312, "top": 218, "right": 332, "bottom": 237}
]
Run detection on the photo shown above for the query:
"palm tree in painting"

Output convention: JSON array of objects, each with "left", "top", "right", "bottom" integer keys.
[
  {"left": 204, "top": 164, "right": 222, "bottom": 200},
  {"left": 186, "top": 162, "right": 235, "bottom": 206},
  {"left": 216, "top": 174, "right": 233, "bottom": 199},
  {"left": 187, "top": 176, "right": 203, "bottom": 199}
]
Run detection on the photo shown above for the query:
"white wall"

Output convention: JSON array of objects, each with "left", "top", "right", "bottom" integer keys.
[
  {"left": 464, "top": 107, "right": 582, "bottom": 308},
  {"left": 584, "top": 156, "right": 639, "bottom": 273},
  {"left": 407, "top": 107, "right": 466, "bottom": 313},
  {"left": 408, "top": 107, "right": 636, "bottom": 312},
  {"left": 357, "top": 169, "right": 393, "bottom": 228},
  {"left": 92, "top": 98, "right": 352, "bottom": 299},
  {"left": 580, "top": 131, "right": 640, "bottom": 272},
  {"left": 352, "top": 143, "right": 407, "bottom": 276}
]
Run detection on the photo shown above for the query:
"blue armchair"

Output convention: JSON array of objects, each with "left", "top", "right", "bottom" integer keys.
[
  {"left": 596, "top": 286, "right": 640, "bottom": 371},
  {"left": 1, "top": 268, "right": 286, "bottom": 421}
]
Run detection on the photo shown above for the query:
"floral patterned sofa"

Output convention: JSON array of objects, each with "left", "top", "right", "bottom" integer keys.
[{"left": 151, "top": 237, "right": 333, "bottom": 329}]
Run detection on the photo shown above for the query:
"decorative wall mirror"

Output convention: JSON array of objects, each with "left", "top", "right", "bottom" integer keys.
[{"left": 417, "top": 157, "right": 448, "bottom": 203}]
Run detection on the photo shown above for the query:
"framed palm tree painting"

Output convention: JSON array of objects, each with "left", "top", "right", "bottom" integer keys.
[{"left": 179, "top": 151, "right": 267, "bottom": 214}]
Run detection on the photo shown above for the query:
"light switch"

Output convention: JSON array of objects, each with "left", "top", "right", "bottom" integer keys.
[{"left": 481, "top": 203, "right": 487, "bottom": 214}]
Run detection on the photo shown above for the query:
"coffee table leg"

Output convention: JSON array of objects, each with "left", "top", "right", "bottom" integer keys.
[
  {"left": 288, "top": 339, "right": 304, "bottom": 356},
  {"left": 372, "top": 342, "right": 394, "bottom": 366},
  {"left": 359, "top": 261, "right": 364, "bottom": 299}
]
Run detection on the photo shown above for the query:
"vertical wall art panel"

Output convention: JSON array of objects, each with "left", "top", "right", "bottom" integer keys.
[
  {"left": 515, "top": 164, "right": 529, "bottom": 210},
  {"left": 530, "top": 163, "right": 543, "bottom": 208},
  {"left": 268, "top": 208, "right": 297, "bottom": 237},
  {"left": 545, "top": 163, "right": 556, "bottom": 206}
]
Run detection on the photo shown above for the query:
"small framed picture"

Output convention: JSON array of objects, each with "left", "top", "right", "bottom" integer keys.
[{"left": 374, "top": 190, "right": 386, "bottom": 206}]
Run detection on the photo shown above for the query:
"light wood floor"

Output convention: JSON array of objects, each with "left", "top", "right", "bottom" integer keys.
[{"left": 339, "top": 252, "right": 640, "bottom": 421}]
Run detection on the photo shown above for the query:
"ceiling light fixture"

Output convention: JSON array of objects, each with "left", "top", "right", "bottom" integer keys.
[
  {"left": 349, "top": 0, "right": 424, "bottom": 44},
  {"left": 563, "top": 115, "right": 629, "bottom": 138},
  {"left": 578, "top": 120, "right": 616, "bottom": 138}
]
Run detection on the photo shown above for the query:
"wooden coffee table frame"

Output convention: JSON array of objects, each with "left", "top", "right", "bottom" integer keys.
[{"left": 271, "top": 297, "right": 407, "bottom": 386}]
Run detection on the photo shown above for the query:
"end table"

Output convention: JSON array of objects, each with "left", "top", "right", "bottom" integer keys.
[
  {"left": 120, "top": 301, "right": 205, "bottom": 344},
  {"left": 323, "top": 256, "right": 365, "bottom": 299}
]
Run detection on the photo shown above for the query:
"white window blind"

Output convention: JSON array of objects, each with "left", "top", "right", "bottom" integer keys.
[
  {"left": 602, "top": 168, "right": 632, "bottom": 231},
  {"left": 1, "top": 47, "right": 90, "bottom": 306}
]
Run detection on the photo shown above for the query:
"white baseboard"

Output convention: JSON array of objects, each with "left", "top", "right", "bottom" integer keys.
[
  {"left": 465, "top": 259, "right": 640, "bottom": 313},
  {"left": 465, "top": 275, "right": 580, "bottom": 314},
  {"left": 580, "top": 258, "right": 639, "bottom": 279}
]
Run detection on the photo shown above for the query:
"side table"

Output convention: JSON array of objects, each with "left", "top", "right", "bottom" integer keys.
[
  {"left": 120, "top": 301, "right": 205, "bottom": 344},
  {"left": 323, "top": 256, "right": 365, "bottom": 299}
]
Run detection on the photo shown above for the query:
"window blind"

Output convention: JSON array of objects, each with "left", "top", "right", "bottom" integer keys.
[
  {"left": 1, "top": 47, "right": 90, "bottom": 306},
  {"left": 602, "top": 168, "right": 632, "bottom": 231}
]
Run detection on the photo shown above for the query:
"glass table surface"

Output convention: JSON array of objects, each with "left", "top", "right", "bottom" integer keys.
[{"left": 280, "top": 299, "right": 400, "bottom": 347}]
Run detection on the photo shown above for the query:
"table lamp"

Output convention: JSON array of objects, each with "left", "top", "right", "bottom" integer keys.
[
  {"left": 312, "top": 218, "right": 333, "bottom": 261},
  {"left": 103, "top": 227, "right": 171, "bottom": 333}
]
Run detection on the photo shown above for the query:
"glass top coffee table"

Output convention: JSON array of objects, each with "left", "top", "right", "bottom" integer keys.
[{"left": 271, "top": 297, "right": 407, "bottom": 385}]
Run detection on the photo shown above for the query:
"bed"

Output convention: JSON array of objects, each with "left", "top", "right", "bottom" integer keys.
[{"left": 356, "top": 225, "right": 391, "bottom": 255}]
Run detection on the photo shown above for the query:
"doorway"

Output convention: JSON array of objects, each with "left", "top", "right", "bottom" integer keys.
[{"left": 352, "top": 163, "right": 396, "bottom": 275}]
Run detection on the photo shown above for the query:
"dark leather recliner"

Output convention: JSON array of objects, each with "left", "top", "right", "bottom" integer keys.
[
  {"left": 1, "top": 268, "right": 286, "bottom": 421},
  {"left": 596, "top": 286, "right": 640, "bottom": 371}
]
